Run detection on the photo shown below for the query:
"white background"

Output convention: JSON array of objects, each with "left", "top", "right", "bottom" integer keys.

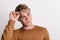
[{"left": 0, "top": 0, "right": 60, "bottom": 40}]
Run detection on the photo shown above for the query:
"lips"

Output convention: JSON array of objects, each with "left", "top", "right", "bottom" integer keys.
[{"left": 26, "top": 21, "right": 30, "bottom": 23}]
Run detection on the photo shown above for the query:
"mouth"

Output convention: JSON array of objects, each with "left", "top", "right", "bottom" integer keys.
[{"left": 26, "top": 21, "right": 30, "bottom": 23}]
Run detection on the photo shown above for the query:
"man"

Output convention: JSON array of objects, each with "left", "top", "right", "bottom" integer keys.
[{"left": 1, "top": 4, "right": 50, "bottom": 40}]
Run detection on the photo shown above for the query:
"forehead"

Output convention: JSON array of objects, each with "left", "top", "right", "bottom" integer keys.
[
  {"left": 20, "top": 9, "right": 30, "bottom": 16},
  {"left": 21, "top": 9, "right": 30, "bottom": 13}
]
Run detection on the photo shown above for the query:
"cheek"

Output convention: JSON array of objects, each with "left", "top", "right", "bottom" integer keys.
[
  {"left": 29, "top": 15, "right": 32, "bottom": 20},
  {"left": 20, "top": 18, "right": 26, "bottom": 22}
]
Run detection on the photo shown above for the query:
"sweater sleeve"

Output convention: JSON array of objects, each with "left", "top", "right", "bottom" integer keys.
[
  {"left": 1, "top": 20, "right": 15, "bottom": 40},
  {"left": 44, "top": 28, "right": 50, "bottom": 40}
]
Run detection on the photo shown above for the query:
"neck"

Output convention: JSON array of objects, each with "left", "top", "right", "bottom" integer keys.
[{"left": 22, "top": 24, "right": 34, "bottom": 30}]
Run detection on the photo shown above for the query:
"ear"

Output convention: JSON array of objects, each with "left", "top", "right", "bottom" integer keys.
[
  {"left": 28, "top": 8, "right": 30, "bottom": 11},
  {"left": 28, "top": 8, "right": 31, "bottom": 13}
]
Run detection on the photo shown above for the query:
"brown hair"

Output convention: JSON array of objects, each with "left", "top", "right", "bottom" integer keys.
[{"left": 15, "top": 4, "right": 29, "bottom": 12}]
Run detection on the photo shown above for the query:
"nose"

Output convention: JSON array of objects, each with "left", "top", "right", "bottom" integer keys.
[{"left": 25, "top": 16, "right": 29, "bottom": 21}]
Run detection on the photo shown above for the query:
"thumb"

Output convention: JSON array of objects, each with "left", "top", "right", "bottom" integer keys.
[{"left": 16, "top": 13, "right": 20, "bottom": 18}]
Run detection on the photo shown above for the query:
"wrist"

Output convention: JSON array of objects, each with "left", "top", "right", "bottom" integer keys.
[
  {"left": 8, "top": 20, "right": 15, "bottom": 26},
  {"left": 9, "top": 18, "right": 16, "bottom": 21}
]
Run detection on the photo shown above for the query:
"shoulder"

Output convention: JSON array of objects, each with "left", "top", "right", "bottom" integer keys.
[
  {"left": 34, "top": 25, "right": 48, "bottom": 32},
  {"left": 34, "top": 25, "right": 47, "bottom": 30},
  {"left": 34, "top": 25, "right": 49, "bottom": 35}
]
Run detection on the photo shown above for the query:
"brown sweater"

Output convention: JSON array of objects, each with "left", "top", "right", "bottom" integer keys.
[{"left": 1, "top": 20, "right": 50, "bottom": 40}]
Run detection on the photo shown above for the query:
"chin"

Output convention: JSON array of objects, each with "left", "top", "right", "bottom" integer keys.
[{"left": 25, "top": 23, "right": 31, "bottom": 26}]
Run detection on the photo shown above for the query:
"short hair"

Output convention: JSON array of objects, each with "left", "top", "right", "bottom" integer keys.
[{"left": 15, "top": 4, "right": 29, "bottom": 12}]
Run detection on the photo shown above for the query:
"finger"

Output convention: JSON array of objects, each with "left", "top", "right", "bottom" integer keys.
[
  {"left": 15, "top": 12, "right": 19, "bottom": 15},
  {"left": 16, "top": 13, "right": 20, "bottom": 18},
  {"left": 12, "top": 11, "right": 15, "bottom": 15},
  {"left": 18, "top": 14, "right": 20, "bottom": 17},
  {"left": 10, "top": 11, "right": 15, "bottom": 15},
  {"left": 10, "top": 11, "right": 14, "bottom": 16}
]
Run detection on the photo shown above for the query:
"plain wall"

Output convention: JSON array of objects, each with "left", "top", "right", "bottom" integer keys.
[{"left": 0, "top": 0, "right": 60, "bottom": 40}]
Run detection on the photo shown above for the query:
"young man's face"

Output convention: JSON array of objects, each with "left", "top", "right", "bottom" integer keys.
[{"left": 18, "top": 9, "right": 32, "bottom": 26}]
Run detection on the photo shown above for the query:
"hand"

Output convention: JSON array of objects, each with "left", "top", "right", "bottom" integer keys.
[{"left": 9, "top": 11, "right": 20, "bottom": 21}]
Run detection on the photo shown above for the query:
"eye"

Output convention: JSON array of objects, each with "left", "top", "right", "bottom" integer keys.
[{"left": 21, "top": 16, "right": 25, "bottom": 18}]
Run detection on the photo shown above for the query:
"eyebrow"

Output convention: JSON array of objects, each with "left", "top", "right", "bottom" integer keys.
[{"left": 20, "top": 13, "right": 30, "bottom": 18}]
